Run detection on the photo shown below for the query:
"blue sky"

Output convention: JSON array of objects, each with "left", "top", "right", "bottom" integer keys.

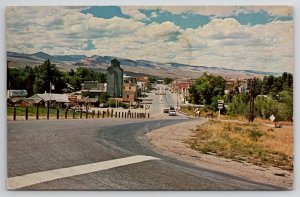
[
  {"left": 82, "top": 6, "right": 292, "bottom": 28},
  {"left": 6, "top": 6, "right": 293, "bottom": 73}
]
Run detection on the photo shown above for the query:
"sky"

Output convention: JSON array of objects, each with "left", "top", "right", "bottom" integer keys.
[{"left": 6, "top": 6, "right": 293, "bottom": 73}]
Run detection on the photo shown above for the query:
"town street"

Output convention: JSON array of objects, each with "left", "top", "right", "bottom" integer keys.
[
  {"left": 7, "top": 84, "right": 285, "bottom": 190},
  {"left": 7, "top": 85, "right": 285, "bottom": 190},
  {"left": 146, "top": 84, "right": 181, "bottom": 118}
]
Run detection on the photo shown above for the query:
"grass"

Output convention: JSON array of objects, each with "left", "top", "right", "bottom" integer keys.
[
  {"left": 179, "top": 106, "right": 217, "bottom": 117},
  {"left": 220, "top": 115, "right": 293, "bottom": 126},
  {"left": 186, "top": 120, "right": 294, "bottom": 171},
  {"left": 178, "top": 107, "right": 195, "bottom": 116},
  {"left": 7, "top": 106, "right": 82, "bottom": 119}
]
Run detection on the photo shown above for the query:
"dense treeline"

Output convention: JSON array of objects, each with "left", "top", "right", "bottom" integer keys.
[
  {"left": 8, "top": 60, "right": 106, "bottom": 96},
  {"left": 188, "top": 72, "right": 293, "bottom": 121}
]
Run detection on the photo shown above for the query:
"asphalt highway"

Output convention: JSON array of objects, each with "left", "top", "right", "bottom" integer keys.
[
  {"left": 7, "top": 117, "right": 283, "bottom": 190},
  {"left": 7, "top": 84, "right": 285, "bottom": 190}
]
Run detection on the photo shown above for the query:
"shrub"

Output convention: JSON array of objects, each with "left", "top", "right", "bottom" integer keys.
[{"left": 248, "top": 129, "right": 264, "bottom": 141}]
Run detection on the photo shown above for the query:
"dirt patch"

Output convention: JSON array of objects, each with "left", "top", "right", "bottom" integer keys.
[{"left": 145, "top": 119, "right": 293, "bottom": 189}]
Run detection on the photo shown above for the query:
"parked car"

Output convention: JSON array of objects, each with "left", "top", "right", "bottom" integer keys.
[
  {"left": 169, "top": 110, "right": 176, "bottom": 116},
  {"left": 163, "top": 108, "right": 169, "bottom": 113}
]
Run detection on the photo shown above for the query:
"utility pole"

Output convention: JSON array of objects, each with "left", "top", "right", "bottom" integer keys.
[
  {"left": 248, "top": 77, "right": 256, "bottom": 122},
  {"left": 176, "top": 81, "right": 179, "bottom": 108}
]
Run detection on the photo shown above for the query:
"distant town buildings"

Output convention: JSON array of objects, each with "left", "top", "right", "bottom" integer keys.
[
  {"left": 170, "top": 79, "right": 195, "bottom": 104},
  {"left": 123, "top": 74, "right": 138, "bottom": 103},
  {"left": 224, "top": 78, "right": 248, "bottom": 94},
  {"left": 107, "top": 59, "right": 123, "bottom": 98}
]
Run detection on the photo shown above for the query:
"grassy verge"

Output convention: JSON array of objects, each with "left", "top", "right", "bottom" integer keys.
[
  {"left": 7, "top": 106, "right": 82, "bottom": 118},
  {"left": 186, "top": 120, "right": 293, "bottom": 171},
  {"left": 179, "top": 106, "right": 217, "bottom": 117},
  {"left": 178, "top": 107, "right": 195, "bottom": 116}
]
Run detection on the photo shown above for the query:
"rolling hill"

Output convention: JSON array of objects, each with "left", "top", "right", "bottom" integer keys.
[{"left": 7, "top": 51, "right": 280, "bottom": 79}]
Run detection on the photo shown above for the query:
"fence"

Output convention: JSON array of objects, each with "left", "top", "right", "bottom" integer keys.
[{"left": 9, "top": 106, "right": 150, "bottom": 121}]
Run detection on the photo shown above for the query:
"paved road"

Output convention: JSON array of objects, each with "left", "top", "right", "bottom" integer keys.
[
  {"left": 7, "top": 84, "right": 285, "bottom": 190},
  {"left": 146, "top": 84, "right": 181, "bottom": 118},
  {"left": 7, "top": 117, "right": 284, "bottom": 190}
]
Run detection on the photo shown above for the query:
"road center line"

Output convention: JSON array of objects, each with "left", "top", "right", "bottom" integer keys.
[{"left": 8, "top": 155, "right": 159, "bottom": 190}]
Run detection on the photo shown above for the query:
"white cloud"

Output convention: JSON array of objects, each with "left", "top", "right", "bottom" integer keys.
[
  {"left": 6, "top": 7, "right": 293, "bottom": 73},
  {"left": 119, "top": 6, "right": 292, "bottom": 18},
  {"left": 175, "top": 18, "right": 293, "bottom": 72},
  {"left": 120, "top": 7, "right": 148, "bottom": 20}
]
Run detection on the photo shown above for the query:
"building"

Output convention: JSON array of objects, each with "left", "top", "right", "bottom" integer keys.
[
  {"left": 122, "top": 74, "right": 137, "bottom": 103},
  {"left": 136, "top": 76, "right": 149, "bottom": 83},
  {"left": 7, "top": 89, "right": 28, "bottom": 99},
  {"left": 82, "top": 81, "right": 107, "bottom": 92},
  {"left": 107, "top": 59, "right": 123, "bottom": 97},
  {"left": 224, "top": 79, "right": 235, "bottom": 94},
  {"left": 78, "top": 97, "right": 99, "bottom": 109},
  {"left": 136, "top": 76, "right": 149, "bottom": 92},
  {"left": 123, "top": 83, "right": 137, "bottom": 103},
  {"left": 170, "top": 79, "right": 195, "bottom": 104},
  {"left": 224, "top": 78, "right": 248, "bottom": 94},
  {"left": 81, "top": 81, "right": 107, "bottom": 98},
  {"left": 20, "top": 98, "right": 43, "bottom": 107},
  {"left": 28, "top": 93, "right": 70, "bottom": 108}
]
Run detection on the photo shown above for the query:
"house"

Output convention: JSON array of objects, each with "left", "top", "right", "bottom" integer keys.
[
  {"left": 123, "top": 74, "right": 137, "bottom": 84},
  {"left": 78, "top": 97, "right": 99, "bottom": 109},
  {"left": 81, "top": 81, "right": 107, "bottom": 98},
  {"left": 28, "top": 93, "right": 70, "bottom": 108},
  {"left": 20, "top": 98, "right": 43, "bottom": 107},
  {"left": 7, "top": 97, "right": 29, "bottom": 107},
  {"left": 224, "top": 78, "right": 248, "bottom": 94},
  {"left": 225, "top": 79, "right": 235, "bottom": 93},
  {"left": 82, "top": 81, "right": 107, "bottom": 92}
]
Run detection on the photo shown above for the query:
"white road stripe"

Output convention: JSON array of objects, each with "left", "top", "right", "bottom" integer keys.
[{"left": 7, "top": 155, "right": 159, "bottom": 189}]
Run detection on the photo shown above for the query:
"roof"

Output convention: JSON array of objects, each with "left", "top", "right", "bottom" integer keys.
[
  {"left": 7, "top": 97, "right": 24, "bottom": 103},
  {"left": 30, "top": 93, "right": 70, "bottom": 103},
  {"left": 24, "top": 98, "right": 43, "bottom": 103},
  {"left": 79, "top": 97, "right": 99, "bottom": 103}
]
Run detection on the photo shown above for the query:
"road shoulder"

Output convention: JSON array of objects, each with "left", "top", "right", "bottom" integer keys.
[{"left": 145, "top": 119, "right": 293, "bottom": 189}]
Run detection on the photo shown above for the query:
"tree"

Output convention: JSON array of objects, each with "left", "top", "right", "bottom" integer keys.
[
  {"left": 227, "top": 93, "right": 249, "bottom": 116},
  {"left": 7, "top": 66, "right": 36, "bottom": 96},
  {"left": 33, "top": 59, "right": 66, "bottom": 93},
  {"left": 255, "top": 96, "right": 278, "bottom": 119},
  {"left": 99, "top": 92, "right": 109, "bottom": 104},
  {"left": 188, "top": 84, "right": 200, "bottom": 104},
  {"left": 277, "top": 90, "right": 293, "bottom": 121},
  {"left": 148, "top": 76, "right": 156, "bottom": 84},
  {"left": 65, "top": 67, "right": 106, "bottom": 90},
  {"left": 164, "top": 77, "right": 173, "bottom": 85},
  {"left": 282, "top": 72, "right": 293, "bottom": 91},
  {"left": 195, "top": 72, "right": 225, "bottom": 106}
]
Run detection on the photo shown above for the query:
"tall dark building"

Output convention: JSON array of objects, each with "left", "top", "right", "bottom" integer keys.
[{"left": 107, "top": 59, "right": 123, "bottom": 97}]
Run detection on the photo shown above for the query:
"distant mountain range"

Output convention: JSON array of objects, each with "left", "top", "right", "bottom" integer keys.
[{"left": 7, "top": 51, "right": 280, "bottom": 78}]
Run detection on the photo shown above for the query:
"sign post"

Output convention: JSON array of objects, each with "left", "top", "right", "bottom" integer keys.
[
  {"left": 269, "top": 114, "right": 276, "bottom": 122},
  {"left": 217, "top": 100, "right": 224, "bottom": 119}
]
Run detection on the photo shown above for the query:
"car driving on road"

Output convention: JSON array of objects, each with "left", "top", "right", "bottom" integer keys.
[
  {"left": 169, "top": 109, "right": 176, "bottom": 116},
  {"left": 163, "top": 108, "right": 169, "bottom": 113}
]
